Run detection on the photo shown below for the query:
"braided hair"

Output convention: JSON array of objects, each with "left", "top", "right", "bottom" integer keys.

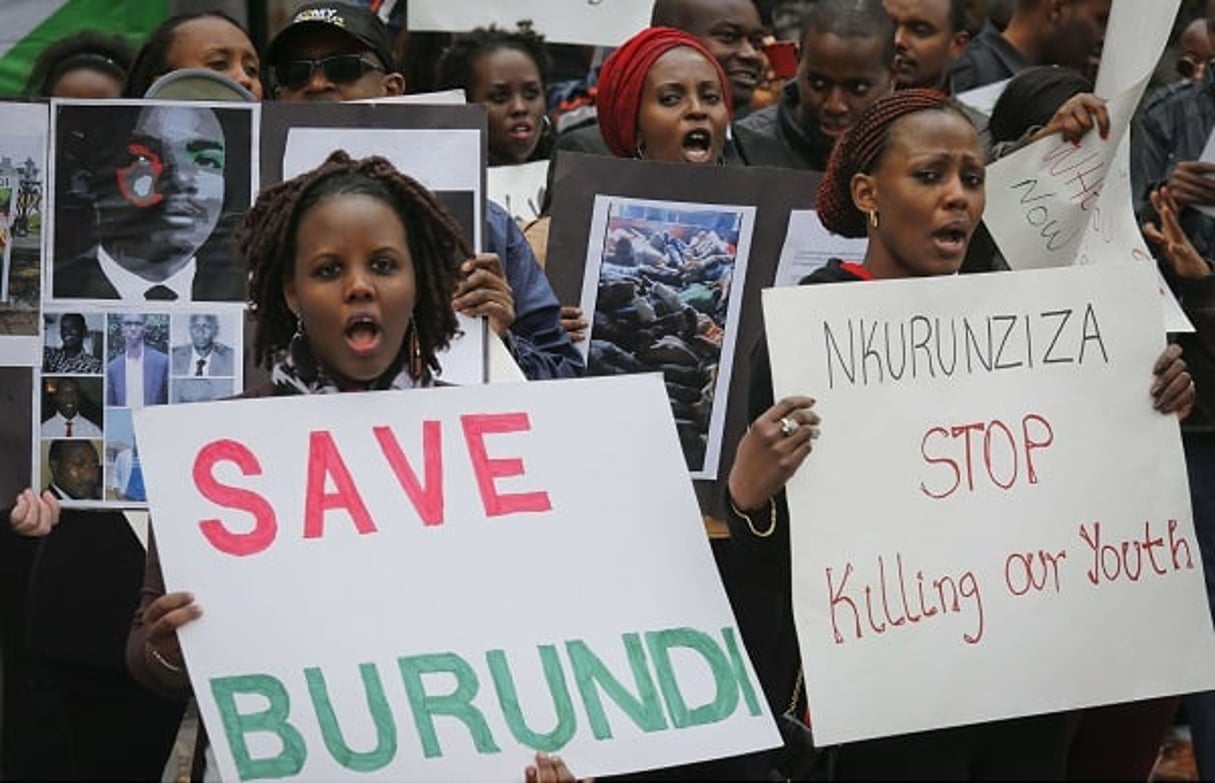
[
  {"left": 815, "top": 89, "right": 970, "bottom": 238},
  {"left": 240, "top": 151, "right": 468, "bottom": 383}
]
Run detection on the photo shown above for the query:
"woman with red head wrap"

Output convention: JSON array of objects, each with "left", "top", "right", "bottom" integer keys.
[
  {"left": 597, "top": 26, "right": 732, "bottom": 163},
  {"left": 723, "top": 89, "right": 1196, "bottom": 778}
]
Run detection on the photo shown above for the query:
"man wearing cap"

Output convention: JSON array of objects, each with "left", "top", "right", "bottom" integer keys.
[
  {"left": 265, "top": 2, "right": 583, "bottom": 381},
  {"left": 267, "top": 1, "right": 403, "bottom": 101}
]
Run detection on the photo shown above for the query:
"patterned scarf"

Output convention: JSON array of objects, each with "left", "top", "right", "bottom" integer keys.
[{"left": 270, "top": 336, "right": 419, "bottom": 396}]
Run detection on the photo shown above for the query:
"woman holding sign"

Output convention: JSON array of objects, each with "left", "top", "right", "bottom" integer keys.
[
  {"left": 115, "top": 152, "right": 575, "bottom": 782},
  {"left": 725, "top": 89, "right": 1196, "bottom": 778}
]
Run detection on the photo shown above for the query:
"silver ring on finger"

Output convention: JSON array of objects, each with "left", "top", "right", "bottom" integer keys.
[{"left": 779, "top": 416, "right": 799, "bottom": 438}]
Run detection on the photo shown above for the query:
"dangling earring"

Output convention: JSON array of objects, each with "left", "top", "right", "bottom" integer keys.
[
  {"left": 635, "top": 140, "right": 646, "bottom": 160},
  {"left": 869, "top": 209, "right": 879, "bottom": 229},
  {"left": 289, "top": 311, "right": 317, "bottom": 380},
  {"left": 408, "top": 324, "right": 423, "bottom": 381}
]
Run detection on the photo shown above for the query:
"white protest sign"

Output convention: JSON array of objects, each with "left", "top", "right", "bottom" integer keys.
[
  {"left": 134, "top": 375, "right": 779, "bottom": 781},
  {"left": 773, "top": 210, "right": 867, "bottom": 287},
  {"left": 407, "top": 0, "right": 651, "bottom": 46},
  {"left": 763, "top": 264, "right": 1215, "bottom": 746},
  {"left": 488, "top": 161, "right": 548, "bottom": 225},
  {"left": 981, "top": 0, "right": 1190, "bottom": 330}
]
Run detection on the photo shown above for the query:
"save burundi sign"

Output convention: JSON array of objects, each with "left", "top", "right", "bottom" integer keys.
[{"left": 134, "top": 375, "right": 777, "bottom": 781}]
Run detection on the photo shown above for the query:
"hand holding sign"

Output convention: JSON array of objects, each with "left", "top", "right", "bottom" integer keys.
[
  {"left": 454, "top": 252, "right": 516, "bottom": 337},
  {"left": 8, "top": 487, "right": 60, "bottom": 536},
  {"left": 727, "top": 396, "right": 819, "bottom": 513}
]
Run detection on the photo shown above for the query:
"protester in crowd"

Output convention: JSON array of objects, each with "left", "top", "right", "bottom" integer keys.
[
  {"left": 1178, "top": 16, "right": 1214, "bottom": 83},
  {"left": 123, "top": 10, "right": 262, "bottom": 99},
  {"left": 1143, "top": 184, "right": 1215, "bottom": 782},
  {"left": 550, "top": 0, "right": 779, "bottom": 163},
  {"left": 265, "top": 1, "right": 581, "bottom": 381},
  {"left": 884, "top": 0, "right": 972, "bottom": 91},
  {"left": 23, "top": 30, "right": 134, "bottom": 99},
  {"left": 1132, "top": 6, "right": 1215, "bottom": 264},
  {"left": 947, "top": 0, "right": 1111, "bottom": 93},
  {"left": 436, "top": 24, "right": 555, "bottom": 166},
  {"left": 735, "top": 0, "right": 895, "bottom": 171},
  {"left": 724, "top": 88, "right": 1195, "bottom": 778},
  {"left": 124, "top": 151, "right": 576, "bottom": 783},
  {"left": 597, "top": 27, "right": 734, "bottom": 164},
  {"left": 651, "top": 0, "right": 768, "bottom": 116}
]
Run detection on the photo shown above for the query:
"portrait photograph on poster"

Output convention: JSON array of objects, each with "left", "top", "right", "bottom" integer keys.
[
  {"left": 579, "top": 196, "right": 755, "bottom": 478},
  {"left": 47, "top": 99, "right": 256, "bottom": 305}
]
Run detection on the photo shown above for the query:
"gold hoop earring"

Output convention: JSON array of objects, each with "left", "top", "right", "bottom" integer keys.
[{"left": 869, "top": 209, "right": 879, "bottom": 229}]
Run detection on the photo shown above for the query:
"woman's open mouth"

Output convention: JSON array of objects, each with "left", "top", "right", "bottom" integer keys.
[
  {"left": 681, "top": 128, "right": 715, "bottom": 164},
  {"left": 508, "top": 121, "right": 536, "bottom": 144},
  {"left": 345, "top": 315, "right": 382, "bottom": 357},
  {"left": 932, "top": 225, "right": 969, "bottom": 256}
]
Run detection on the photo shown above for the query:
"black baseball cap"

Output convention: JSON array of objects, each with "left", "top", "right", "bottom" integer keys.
[{"left": 267, "top": 2, "right": 396, "bottom": 71}]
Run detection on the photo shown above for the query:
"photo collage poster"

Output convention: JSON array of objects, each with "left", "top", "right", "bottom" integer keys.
[{"left": 39, "top": 98, "right": 258, "bottom": 508}]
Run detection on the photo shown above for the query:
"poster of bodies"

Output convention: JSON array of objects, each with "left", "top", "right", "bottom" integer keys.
[
  {"left": 260, "top": 102, "right": 488, "bottom": 385},
  {"left": 0, "top": 102, "right": 48, "bottom": 502},
  {"left": 40, "top": 99, "right": 257, "bottom": 508},
  {"left": 546, "top": 154, "right": 820, "bottom": 499}
]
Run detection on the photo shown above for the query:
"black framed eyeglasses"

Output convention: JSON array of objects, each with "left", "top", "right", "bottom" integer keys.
[{"left": 273, "top": 54, "right": 382, "bottom": 90}]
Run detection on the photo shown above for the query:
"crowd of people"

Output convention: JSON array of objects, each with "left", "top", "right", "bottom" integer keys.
[{"left": 1, "top": 0, "right": 1214, "bottom": 779}]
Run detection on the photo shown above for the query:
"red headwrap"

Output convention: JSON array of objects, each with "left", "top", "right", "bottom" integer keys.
[{"left": 597, "top": 27, "right": 733, "bottom": 158}]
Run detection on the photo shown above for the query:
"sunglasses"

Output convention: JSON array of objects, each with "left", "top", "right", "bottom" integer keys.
[{"left": 273, "top": 54, "right": 382, "bottom": 90}]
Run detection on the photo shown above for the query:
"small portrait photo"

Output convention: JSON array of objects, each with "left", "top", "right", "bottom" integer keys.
[
  {"left": 50, "top": 100, "right": 254, "bottom": 304},
  {"left": 105, "top": 312, "right": 169, "bottom": 408},
  {"left": 171, "top": 377, "right": 234, "bottom": 404},
  {"left": 170, "top": 311, "right": 237, "bottom": 378},
  {"left": 42, "top": 310, "right": 104, "bottom": 374},
  {"left": 41, "top": 438, "right": 103, "bottom": 502},
  {"left": 104, "top": 407, "right": 145, "bottom": 503},
  {"left": 40, "top": 375, "right": 103, "bottom": 438},
  {"left": 580, "top": 196, "right": 755, "bottom": 478}
]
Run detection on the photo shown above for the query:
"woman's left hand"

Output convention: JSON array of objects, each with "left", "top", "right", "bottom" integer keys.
[
  {"left": 1152, "top": 344, "right": 1195, "bottom": 419},
  {"left": 454, "top": 253, "right": 516, "bottom": 336},
  {"left": 9, "top": 488, "right": 60, "bottom": 537}
]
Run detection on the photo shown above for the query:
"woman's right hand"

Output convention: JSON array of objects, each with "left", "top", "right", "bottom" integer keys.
[
  {"left": 143, "top": 591, "right": 202, "bottom": 672},
  {"left": 727, "top": 396, "right": 820, "bottom": 511}
]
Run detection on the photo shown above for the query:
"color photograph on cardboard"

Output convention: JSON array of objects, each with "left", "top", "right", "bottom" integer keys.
[{"left": 579, "top": 196, "right": 755, "bottom": 478}]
